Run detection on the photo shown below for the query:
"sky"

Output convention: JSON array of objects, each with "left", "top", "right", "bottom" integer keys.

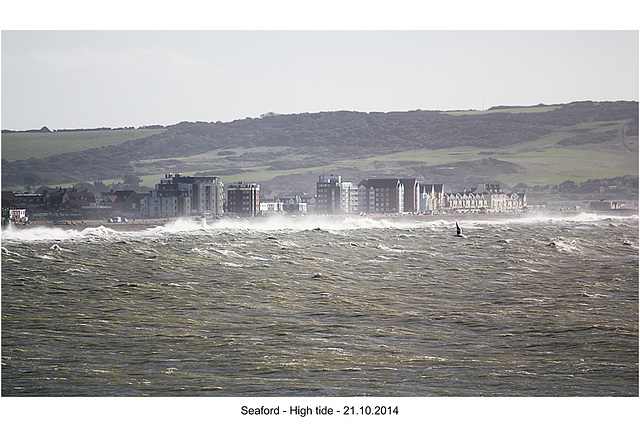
[{"left": 1, "top": 9, "right": 639, "bottom": 130}]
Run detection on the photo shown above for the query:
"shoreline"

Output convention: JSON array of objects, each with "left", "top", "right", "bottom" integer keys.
[
  {"left": 4, "top": 208, "right": 637, "bottom": 232},
  {"left": 3, "top": 219, "right": 170, "bottom": 232}
]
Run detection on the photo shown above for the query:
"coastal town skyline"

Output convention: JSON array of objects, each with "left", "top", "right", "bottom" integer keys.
[{"left": 8, "top": 170, "right": 638, "bottom": 227}]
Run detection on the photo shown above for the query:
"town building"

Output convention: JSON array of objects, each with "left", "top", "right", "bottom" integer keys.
[
  {"left": 445, "top": 191, "right": 489, "bottom": 212},
  {"left": 100, "top": 190, "right": 146, "bottom": 219},
  {"left": 282, "top": 195, "right": 308, "bottom": 214},
  {"left": 2, "top": 191, "right": 46, "bottom": 216},
  {"left": 259, "top": 200, "right": 284, "bottom": 214},
  {"left": 172, "top": 175, "right": 224, "bottom": 216},
  {"left": 43, "top": 188, "right": 96, "bottom": 213},
  {"left": 315, "top": 175, "right": 357, "bottom": 214},
  {"left": 40, "top": 188, "right": 96, "bottom": 219},
  {"left": 1, "top": 208, "right": 28, "bottom": 225},
  {"left": 144, "top": 174, "right": 192, "bottom": 218},
  {"left": 357, "top": 178, "right": 405, "bottom": 214},
  {"left": 2, "top": 189, "right": 99, "bottom": 221},
  {"left": 400, "top": 178, "right": 420, "bottom": 213},
  {"left": 259, "top": 195, "right": 310, "bottom": 215},
  {"left": 418, "top": 183, "right": 445, "bottom": 212},
  {"left": 227, "top": 182, "right": 260, "bottom": 216},
  {"left": 143, "top": 173, "right": 224, "bottom": 218},
  {"left": 444, "top": 184, "right": 526, "bottom": 213}
]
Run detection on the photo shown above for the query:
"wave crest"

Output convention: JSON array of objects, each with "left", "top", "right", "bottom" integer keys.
[{"left": 2, "top": 213, "right": 636, "bottom": 242}]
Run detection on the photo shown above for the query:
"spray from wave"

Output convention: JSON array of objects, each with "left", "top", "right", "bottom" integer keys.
[
  {"left": 199, "top": 215, "right": 403, "bottom": 231},
  {"left": 1, "top": 213, "right": 636, "bottom": 242},
  {"left": 0, "top": 224, "right": 107, "bottom": 242}
]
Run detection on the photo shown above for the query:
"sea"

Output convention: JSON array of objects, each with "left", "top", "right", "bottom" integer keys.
[{"left": 1, "top": 213, "right": 638, "bottom": 399}]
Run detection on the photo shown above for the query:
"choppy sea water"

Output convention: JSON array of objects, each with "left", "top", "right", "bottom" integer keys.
[{"left": 1, "top": 213, "right": 638, "bottom": 396}]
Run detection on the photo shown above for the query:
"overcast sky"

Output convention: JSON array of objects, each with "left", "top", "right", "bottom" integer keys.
[{"left": 2, "top": 30, "right": 638, "bottom": 130}]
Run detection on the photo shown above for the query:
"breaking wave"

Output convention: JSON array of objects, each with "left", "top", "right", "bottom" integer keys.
[{"left": 2, "top": 212, "right": 636, "bottom": 243}]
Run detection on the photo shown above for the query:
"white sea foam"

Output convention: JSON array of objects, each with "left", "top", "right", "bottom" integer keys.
[
  {"left": 1, "top": 224, "right": 83, "bottom": 242},
  {"left": 0, "top": 224, "right": 121, "bottom": 242},
  {"left": 473, "top": 212, "right": 636, "bottom": 225},
  {"left": 2, "top": 213, "right": 636, "bottom": 242},
  {"left": 204, "top": 215, "right": 403, "bottom": 232},
  {"left": 138, "top": 215, "right": 410, "bottom": 234}
]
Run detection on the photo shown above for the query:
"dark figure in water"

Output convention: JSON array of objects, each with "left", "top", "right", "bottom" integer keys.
[{"left": 455, "top": 222, "right": 467, "bottom": 238}]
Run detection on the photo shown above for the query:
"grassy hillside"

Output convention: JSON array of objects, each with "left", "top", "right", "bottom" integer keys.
[
  {"left": 1, "top": 128, "right": 165, "bottom": 161},
  {"left": 444, "top": 104, "right": 563, "bottom": 116},
  {"left": 2, "top": 101, "right": 637, "bottom": 194},
  {"left": 131, "top": 138, "right": 635, "bottom": 194}
]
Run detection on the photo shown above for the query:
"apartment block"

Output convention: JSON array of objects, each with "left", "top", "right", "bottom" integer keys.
[
  {"left": 315, "top": 175, "right": 357, "bottom": 214},
  {"left": 145, "top": 174, "right": 191, "bottom": 218},
  {"left": 357, "top": 178, "right": 405, "bottom": 214},
  {"left": 227, "top": 182, "right": 260, "bottom": 216},
  {"left": 171, "top": 174, "right": 224, "bottom": 215},
  {"left": 143, "top": 173, "right": 224, "bottom": 218}
]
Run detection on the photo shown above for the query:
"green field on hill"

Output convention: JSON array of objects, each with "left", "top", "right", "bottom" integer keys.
[
  {"left": 130, "top": 140, "right": 636, "bottom": 190},
  {"left": 128, "top": 116, "right": 637, "bottom": 189},
  {"left": 1, "top": 128, "right": 164, "bottom": 161}
]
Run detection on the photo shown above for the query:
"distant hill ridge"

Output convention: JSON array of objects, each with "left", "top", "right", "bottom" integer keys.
[{"left": 2, "top": 101, "right": 638, "bottom": 191}]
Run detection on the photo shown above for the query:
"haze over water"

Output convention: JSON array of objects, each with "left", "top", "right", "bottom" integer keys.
[{"left": 1, "top": 213, "right": 638, "bottom": 396}]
